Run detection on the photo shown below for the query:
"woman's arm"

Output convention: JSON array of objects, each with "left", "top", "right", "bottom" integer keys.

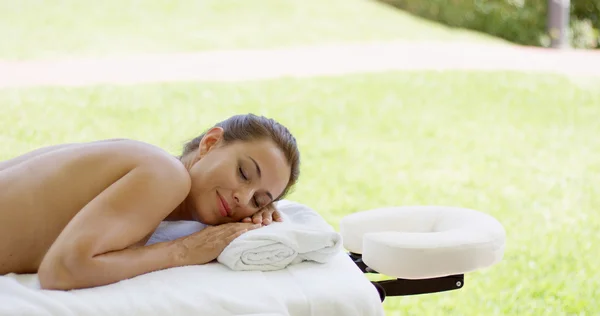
[{"left": 38, "top": 158, "right": 192, "bottom": 290}]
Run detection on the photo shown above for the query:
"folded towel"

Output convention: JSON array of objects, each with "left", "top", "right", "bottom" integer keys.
[
  {"left": 216, "top": 200, "right": 343, "bottom": 271},
  {"left": 144, "top": 201, "right": 343, "bottom": 272}
]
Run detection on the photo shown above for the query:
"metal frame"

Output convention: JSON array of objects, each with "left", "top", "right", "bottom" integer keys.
[{"left": 349, "top": 253, "right": 464, "bottom": 302}]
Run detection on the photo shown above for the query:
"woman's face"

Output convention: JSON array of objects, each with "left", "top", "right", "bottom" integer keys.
[{"left": 185, "top": 127, "right": 291, "bottom": 225}]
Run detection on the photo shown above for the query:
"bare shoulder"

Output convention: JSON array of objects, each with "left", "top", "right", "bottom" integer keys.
[
  {"left": 104, "top": 139, "right": 191, "bottom": 188},
  {"left": 139, "top": 147, "right": 191, "bottom": 192},
  {"left": 1, "top": 138, "right": 191, "bottom": 201}
]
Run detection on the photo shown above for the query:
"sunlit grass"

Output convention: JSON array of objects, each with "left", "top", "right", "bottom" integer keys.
[
  {"left": 0, "top": 0, "right": 506, "bottom": 60},
  {"left": 1, "top": 71, "right": 598, "bottom": 314}
]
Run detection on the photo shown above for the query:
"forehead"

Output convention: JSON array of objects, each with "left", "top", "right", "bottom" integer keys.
[{"left": 234, "top": 139, "right": 291, "bottom": 197}]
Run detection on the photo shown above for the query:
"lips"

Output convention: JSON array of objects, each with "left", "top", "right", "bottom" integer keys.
[{"left": 216, "top": 192, "right": 231, "bottom": 217}]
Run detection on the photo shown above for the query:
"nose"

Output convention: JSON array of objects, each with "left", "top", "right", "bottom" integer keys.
[{"left": 233, "top": 187, "right": 254, "bottom": 208}]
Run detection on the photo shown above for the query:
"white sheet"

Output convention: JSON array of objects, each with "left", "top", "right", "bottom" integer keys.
[
  {"left": 0, "top": 200, "right": 384, "bottom": 316},
  {"left": 0, "top": 252, "right": 383, "bottom": 316}
]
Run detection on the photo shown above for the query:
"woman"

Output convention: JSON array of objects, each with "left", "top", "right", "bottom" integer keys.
[{"left": 0, "top": 113, "right": 300, "bottom": 291}]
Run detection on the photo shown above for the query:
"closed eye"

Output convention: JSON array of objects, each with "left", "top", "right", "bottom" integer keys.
[
  {"left": 253, "top": 197, "right": 260, "bottom": 208},
  {"left": 239, "top": 166, "right": 260, "bottom": 208},
  {"left": 238, "top": 166, "right": 248, "bottom": 181}
]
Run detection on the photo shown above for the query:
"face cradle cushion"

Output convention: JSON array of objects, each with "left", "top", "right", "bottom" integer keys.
[{"left": 340, "top": 206, "right": 506, "bottom": 280}]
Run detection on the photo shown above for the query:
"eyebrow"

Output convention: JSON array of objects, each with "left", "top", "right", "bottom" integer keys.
[{"left": 248, "top": 156, "right": 273, "bottom": 201}]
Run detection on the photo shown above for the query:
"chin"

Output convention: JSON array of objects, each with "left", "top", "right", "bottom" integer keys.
[
  {"left": 193, "top": 211, "right": 210, "bottom": 225},
  {"left": 194, "top": 208, "right": 219, "bottom": 225}
]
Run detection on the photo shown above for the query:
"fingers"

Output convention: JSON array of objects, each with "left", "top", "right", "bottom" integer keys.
[
  {"left": 223, "top": 223, "right": 261, "bottom": 243},
  {"left": 262, "top": 215, "right": 271, "bottom": 225},
  {"left": 272, "top": 209, "right": 283, "bottom": 222},
  {"left": 228, "top": 222, "right": 261, "bottom": 232},
  {"left": 224, "top": 228, "right": 248, "bottom": 244},
  {"left": 212, "top": 222, "right": 258, "bottom": 237},
  {"left": 252, "top": 212, "right": 264, "bottom": 225},
  {"left": 240, "top": 204, "right": 284, "bottom": 226},
  {"left": 255, "top": 204, "right": 280, "bottom": 225},
  {"left": 247, "top": 205, "right": 283, "bottom": 226}
]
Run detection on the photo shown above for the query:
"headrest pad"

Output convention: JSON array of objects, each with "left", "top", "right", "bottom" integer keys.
[{"left": 340, "top": 206, "right": 506, "bottom": 279}]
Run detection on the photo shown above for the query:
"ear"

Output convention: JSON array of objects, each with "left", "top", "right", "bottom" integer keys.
[{"left": 197, "top": 127, "right": 224, "bottom": 159}]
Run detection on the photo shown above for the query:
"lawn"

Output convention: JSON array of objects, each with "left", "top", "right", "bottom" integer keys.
[
  {"left": 1, "top": 71, "right": 598, "bottom": 315},
  {"left": 0, "top": 0, "right": 507, "bottom": 60}
]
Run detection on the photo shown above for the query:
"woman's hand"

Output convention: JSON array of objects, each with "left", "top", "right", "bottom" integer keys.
[
  {"left": 178, "top": 222, "right": 261, "bottom": 265},
  {"left": 241, "top": 203, "right": 283, "bottom": 226}
]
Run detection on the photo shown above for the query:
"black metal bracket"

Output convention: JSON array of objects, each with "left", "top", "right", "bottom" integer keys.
[{"left": 349, "top": 252, "right": 464, "bottom": 302}]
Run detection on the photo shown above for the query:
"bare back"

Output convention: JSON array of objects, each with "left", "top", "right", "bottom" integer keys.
[{"left": 0, "top": 139, "right": 184, "bottom": 274}]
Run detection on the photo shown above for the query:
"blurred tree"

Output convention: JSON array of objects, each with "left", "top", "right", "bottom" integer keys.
[{"left": 378, "top": 0, "right": 600, "bottom": 49}]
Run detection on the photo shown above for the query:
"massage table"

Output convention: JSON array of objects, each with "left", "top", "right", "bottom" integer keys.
[{"left": 0, "top": 201, "right": 505, "bottom": 316}]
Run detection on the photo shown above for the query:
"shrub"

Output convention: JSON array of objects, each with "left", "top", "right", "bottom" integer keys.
[
  {"left": 379, "top": 0, "right": 599, "bottom": 48},
  {"left": 571, "top": 0, "right": 600, "bottom": 47}
]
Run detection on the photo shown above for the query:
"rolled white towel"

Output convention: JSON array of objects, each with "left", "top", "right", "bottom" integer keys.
[{"left": 217, "top": 200, "right": 343, "bottom": 271}]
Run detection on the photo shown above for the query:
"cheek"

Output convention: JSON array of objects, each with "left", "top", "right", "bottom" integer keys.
[
  {"left": 189, "top": 159, "right": 215, "bottom": 188},
  {"left": 189, "top": 159, "right": 239, "bottom": 196},
  {"left": 273, "top": 171, "right": 292, "bottom": 197},
  {"left": 216, "top": 165, "right": 241, "bottom": 190}
]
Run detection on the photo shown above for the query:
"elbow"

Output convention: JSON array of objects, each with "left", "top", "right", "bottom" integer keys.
[
  {"left": 39, "top": 274, "right": 73, "bottom": 291},
  {"left": 38, "top": 250, "right": 89, "bottom": 291},
  {"left": 38, "top": 256, "right": 77, "bottom": 290}
]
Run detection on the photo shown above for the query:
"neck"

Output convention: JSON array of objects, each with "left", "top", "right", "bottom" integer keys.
[
  {"left": 179, "top": 152, "right": 196, "bottom": 170},
  {"left": 164, "top": 153, "right": 196, "bottom": 222},
  {"left": 165, "top": 200, "right": 195, "bottom": 221}
]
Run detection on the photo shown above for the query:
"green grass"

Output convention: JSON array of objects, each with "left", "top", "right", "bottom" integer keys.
[
  {"left": 0, "top": 0, "right": 507, "bottom": 60},
  {"left": 1, "top": 71, "right": 599, "bottom": 315}
]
